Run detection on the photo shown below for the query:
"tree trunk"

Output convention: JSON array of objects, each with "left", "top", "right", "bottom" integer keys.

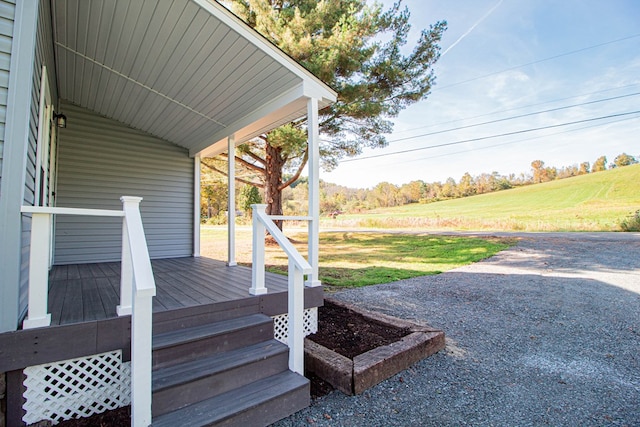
[{"left": 265, "top": 142, "right": 285, "bottom": 230}]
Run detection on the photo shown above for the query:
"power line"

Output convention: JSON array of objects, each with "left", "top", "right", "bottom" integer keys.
[
  {"left": 333, "top": 33, "right": 640, "bottom": 115},
  {"left": 318, "top": 88, "right": 639, "bottom": 147},
  {"left": 340, "top": 110, "right": 640, "bottom": 163},
  {"left": 385, "top": 92, "right": 640, "bottom": 144},
  {"left": 389, "top": 114, "right": 640, "bottom": 167},
  {"left": 433, "top": 33, "right": 640, "bottom": 92},
  {"left": 391, "top": 82, "right": 640, "bottom": 135}
]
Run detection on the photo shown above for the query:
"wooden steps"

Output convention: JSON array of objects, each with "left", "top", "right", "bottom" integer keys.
[
  {"left": 151, "top": 312, "right": 309, "bottom": 426},
  {"left": 152, "top": 313, "right": 274, "bottom": 369},
  {"left": 153, "top": 371, "right": 309, "bottom": 427}
]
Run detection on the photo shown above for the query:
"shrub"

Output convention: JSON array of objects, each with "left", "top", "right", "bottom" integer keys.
[
  {"left": 205, "top": 212, "right": 227, "bottom": 225},
  {"left": 620, "top": 210, "right": 640, "bottom": 232}
]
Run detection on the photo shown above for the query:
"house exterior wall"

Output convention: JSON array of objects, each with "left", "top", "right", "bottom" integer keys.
[
  {"left": 17, "top": 0, "right": 57, "bottom": 325},
  {"left": 0, "top": 0, "right": 38, "bottom": 333},
  {"left": 0, "top": 0, "right": 15, "bottom": 186},
  {"left": 54, "top": 102, "right": 194, "bottom": 264}
]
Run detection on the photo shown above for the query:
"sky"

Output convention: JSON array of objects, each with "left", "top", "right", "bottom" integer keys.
[{"left": 322, "top": 0, "right": 640, "bottom": 189}]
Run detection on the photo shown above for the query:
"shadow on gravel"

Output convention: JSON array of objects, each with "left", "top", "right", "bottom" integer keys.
[{"left": 275, "top": 263, "right": 640, "bottom": 427}]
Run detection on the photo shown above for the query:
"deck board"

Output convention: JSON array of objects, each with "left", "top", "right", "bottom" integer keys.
[
  {"left": 82, "top": 279, "right": 105, "bottom": 321},
  {"left": 47, "top": 257, "right": 292, "bottom": 326},
  {"left": 60, "top": 279, "right": 84, "bottom": 324},
  {"left": 96, "top": 277, "right": 119, "bottom": 319}
]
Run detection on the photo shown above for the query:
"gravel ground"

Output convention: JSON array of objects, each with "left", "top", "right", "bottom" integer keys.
[{"left": 274, "top": 232, "right": 640, "bottom": 427}]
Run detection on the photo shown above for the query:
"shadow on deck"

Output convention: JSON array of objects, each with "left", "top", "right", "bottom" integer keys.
[
  {"left": 48, "top": 257, "right": 292, "bottom": 326},
  {"left": 1, "top": 256, "right": 322, "bottom": 373}
]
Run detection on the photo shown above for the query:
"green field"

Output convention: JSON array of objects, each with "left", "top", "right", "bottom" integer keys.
[{"left": 328, "top": 164, "right": 640, "bottom": 231}]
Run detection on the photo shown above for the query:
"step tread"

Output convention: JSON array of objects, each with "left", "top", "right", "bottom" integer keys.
[
  {"left": 153, "top": 313, "right": 272, "bottom": 350},
  {"left": 152, "top": 371, "right": 309, "bottom": 427},
  {"left": 153, "top": 339, "right": 288, "bottom": 392}
]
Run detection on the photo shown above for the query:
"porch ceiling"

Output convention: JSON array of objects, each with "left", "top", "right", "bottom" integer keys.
[{"left": 52, "top": 0, "right": 336, "bottom": 157}]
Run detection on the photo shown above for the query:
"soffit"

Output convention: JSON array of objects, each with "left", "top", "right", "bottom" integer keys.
[{"left": 52, "top": 0, "right": 335, "bottom": 156}]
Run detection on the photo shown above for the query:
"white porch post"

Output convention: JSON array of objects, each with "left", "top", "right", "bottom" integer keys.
[
  {"left": 194, "top": 155, "right": 201, "bottom": 257},
  {"left": 288, "top": 261, "right": 304, "bottom": 374},
  {"left": 118, "top": 198, "right": 143, "bottom": 316},
  {"left": 250, "top": 204, "right": 267, "bottom": 295},
  {"left": 227, "top": 136, "right": 237, "bottom": 266},
  {"left": 23, "top": 213, "right": 52, "bottom": 329},
  {"left": 307, "top": 97, "right": 321, "bottom": 287}
]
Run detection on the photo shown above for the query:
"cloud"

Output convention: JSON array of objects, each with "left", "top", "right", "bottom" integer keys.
[{"left": 486, "top": 70, "right": 533, "bottom": 106}]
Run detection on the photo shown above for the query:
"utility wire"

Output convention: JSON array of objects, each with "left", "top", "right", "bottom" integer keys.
[
  {"left": 386, "top": 92, "right": 640, "bottom": 144},
  {"left": 340, "top": 110, "right": 640, "bottom": 163},
  {"left": 391, "top": 82, "right": 640, "bottom": 135},
  {"left": 390, "top": 114, "right": 640, "bottom": 167},
  {"left": 333, "top": 34, "right": 640, "bottom": 114},
  {"left": 433, "top": 33, "right": 640, "bottom": 91}
]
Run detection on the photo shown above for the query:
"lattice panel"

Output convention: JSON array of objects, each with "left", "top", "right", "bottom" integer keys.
[
  {"left": 23, "top": 351, "right": 131, "bottom": 425},
  {"left": 272, "top": 307, "right": 318, "bottom": 344},
  {"left": 304, "top": 307, "right": 318, "bottom": 335}
]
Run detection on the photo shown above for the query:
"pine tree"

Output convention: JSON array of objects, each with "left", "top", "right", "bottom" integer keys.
[{"left": 225, "top": 0, "right": 446, "bottom": 226}]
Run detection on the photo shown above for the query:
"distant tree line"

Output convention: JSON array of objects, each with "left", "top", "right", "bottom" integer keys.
[
  {"left": 201, "top": 152, "right": 638, "bottom": 221},
  {"left": 315, "top": 152, "right": 639, "bottom": 216}
]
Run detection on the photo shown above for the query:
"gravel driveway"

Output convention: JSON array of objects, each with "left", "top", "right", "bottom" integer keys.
[{"left": 275, "top": 232, "right": 640, "bottom": 426}]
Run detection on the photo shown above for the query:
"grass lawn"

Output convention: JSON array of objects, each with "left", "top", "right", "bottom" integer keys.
[{"left": 201, "top": 227, "right": 513, "bottom": 288}]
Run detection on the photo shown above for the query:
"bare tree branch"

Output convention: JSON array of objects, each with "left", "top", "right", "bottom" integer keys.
[
  {"left": 201, "top": 161, "right": 264, "bottom": 188},
  {"left": 279, "top": 147, "right": 309, "bottom": 191},
  {"left": 236, "top": 155, "right": 266, "bottom": 174},
  {"left": 242, "top": 150, "right": 267, "bottom": 166},
  {"left": 220, "top": 152, "right": 266, "bottom": 173}
]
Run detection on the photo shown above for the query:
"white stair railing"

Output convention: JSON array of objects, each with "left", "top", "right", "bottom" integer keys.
[
  {"left": 251, "top": 204, "right": 311, "bottom": 374},
  {"left": 21, "top": 196, "right": 156, "bottom": 427}
]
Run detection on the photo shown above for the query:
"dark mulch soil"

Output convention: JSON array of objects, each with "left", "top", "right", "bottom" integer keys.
[
  {"left": 50, "top": 406, "right": 130, "bottom": 427},
  {"left": 47, "top": 302, "right": 404, "bottom": 425},
  {"left": 307, "top": 300, "right": 411, "bottom": 359}
]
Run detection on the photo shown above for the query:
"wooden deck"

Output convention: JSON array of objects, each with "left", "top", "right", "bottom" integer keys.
[{"left": 47, "top": 257, "right": 289, "bottom": 326}]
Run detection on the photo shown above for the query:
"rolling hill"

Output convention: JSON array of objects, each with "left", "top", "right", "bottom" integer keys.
[{"left": 332, "top": 164, "right": 640, "bottom": 231}]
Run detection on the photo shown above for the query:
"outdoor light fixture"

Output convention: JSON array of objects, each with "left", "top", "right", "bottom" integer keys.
[{"left": 54, "top": 113, "right": 67, "bottom": 128}]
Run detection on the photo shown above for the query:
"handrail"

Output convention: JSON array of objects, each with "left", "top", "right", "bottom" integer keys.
[
  {"left": 251, "top": 204, "right": 310, "bottom": 374},
  {"left": 267, "top": 215, "right": 313, "bottom": 221},
  {"left": 21, "top": 197, "right": 156, "bottom": 427},
  {"left": 20, "top": 206, "right": 125, "bottom": 217},
  {"left": 255, "top": 210, "right": 312, "bottom": 274}
]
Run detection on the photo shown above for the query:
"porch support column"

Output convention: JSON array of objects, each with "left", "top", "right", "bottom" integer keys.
[
  {"left": 306, "top": 97, "right": 321, "bottom": 287},
  {"left": 227, "top": 136, "right": 237, "bottom": 266},
  {"left": 23, "top": 213, "right": 52, "bottom": 328},
  {"left": 193, "top": 155, "right": 201, "bottom": 257},
  {"left": 0, "top": 0, "right": 38, "bottom": 333}
]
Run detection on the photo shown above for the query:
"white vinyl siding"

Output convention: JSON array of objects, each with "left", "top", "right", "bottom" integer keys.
[{"left": 54, "top": 102, "right": 193, "bottom": 264}]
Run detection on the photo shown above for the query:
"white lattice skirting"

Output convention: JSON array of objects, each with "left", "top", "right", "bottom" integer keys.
[
  {"left": 272, "top": 307, "right": 318, "bottom": 344},
  {"left": 23, "top": 350, "right": 131, "bottom": 425}
]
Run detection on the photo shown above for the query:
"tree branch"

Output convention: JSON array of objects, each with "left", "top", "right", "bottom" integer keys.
[
  {"left": 201, "top": 161, "right": 264, "bottom": 188},
  {"left": 224, "top": 154, "right": 266, "bottom": 174},
  {"left": 222, "top": 151, "right": 267, "bottom": 170},
  {"left": 243, "top": 150, "right": 267, "bottom": 166},
  {"left": 279, "top": 147, "right": 309, "bottom": 191}
]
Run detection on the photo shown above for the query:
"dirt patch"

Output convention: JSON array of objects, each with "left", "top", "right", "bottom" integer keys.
[
  {"left": 42, "top": 406, "right": 130, "bottom": 427},
  {"left": 305, "top": 298, "right": 445, "bottom": 395},
  {"left": 307, "top": 300, "right": 411, "bottom": 359}
]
